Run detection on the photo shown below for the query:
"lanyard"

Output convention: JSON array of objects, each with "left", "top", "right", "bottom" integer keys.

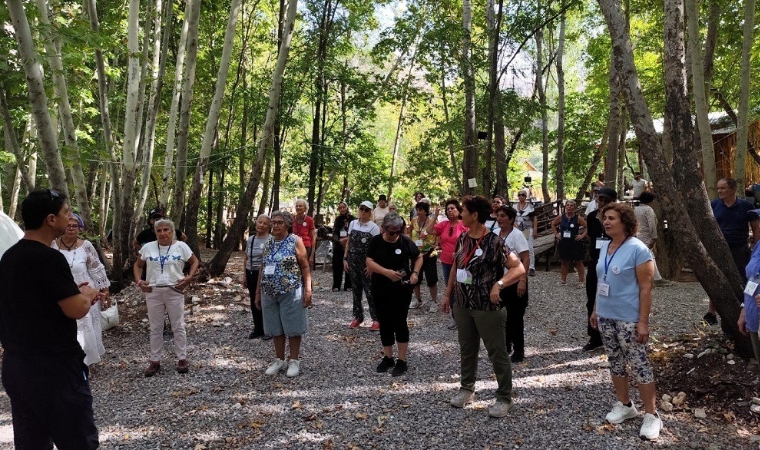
[
  {"left": 266, "top": 236, "right": 289, "bottom": 262},
  {"left": 249, "top": 237, "right": 255, "bottom": 262},
  {"left": 158, "top": 242, "right": 172, "bottom": 273},
  {"left": 461, "top": 232, "right": 487, "bottom": 268},
  {"left": 603, "top": 237, "right": 629, "bottom": 281}
]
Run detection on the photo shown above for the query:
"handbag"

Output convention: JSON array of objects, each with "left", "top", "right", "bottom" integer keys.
[{"left": 100, "top": 303, "right": 120, "bottom": 330}]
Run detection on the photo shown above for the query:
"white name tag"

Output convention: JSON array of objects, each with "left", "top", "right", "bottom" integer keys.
[
  {"left": 596, "top": 239, "right": 609, "bottom": 249},
  {"left": 456, "top": 268, "right": 473, "bottom": 284},
  {"left": 156, "top": 273, "right": 170, "bottom": 286},
  {"left": 597, "top": 282, "right": 610, "bottom": 297},
  {"left": 563, "top": 231, "right": 571, "bottom": 238},
  {"left": 264, "top": 264, "right": 275, "bottom": 275},
  {"left": 340, "top": 230, "right": 347, "bottom": 237},
  {"left": 415, "top": 239, "right": 423, "bottom": 247},
  {"left": 745, "top": 280, "right": 759, "bottom": 296}
]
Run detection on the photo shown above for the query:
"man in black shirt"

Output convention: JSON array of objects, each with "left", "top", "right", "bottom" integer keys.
[
  {"left": 134, "top": 207, "right": 187, "bottom": 251},
  {"left": 0, "top": 189, "right": 101, "bottom": 449},
  {"left": 583, "top": 187, "right": 617, "bottom": 352}
]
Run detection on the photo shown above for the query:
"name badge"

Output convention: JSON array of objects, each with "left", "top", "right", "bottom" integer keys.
[
  {"left": 475, "top": 248, "right": 483, "bottom": 257},
  {"left": 340, "top": 230, "right": 347, "bottom": 237},
  {"left": 302, "top": 222, "right": 307, "bottom": 227},
  {"left": 156, "top": 273, "right": 170, "bottom": 286},
  {"left": 415, "top": 239, "right": 423, "bottom": 247},
  {"left": 595, "top": 238, "right": 609, "bottom": 249},
  {"left": 744, "top": 280, "right": 759, "bottom": 296},
  {"left": 597, "top": 282, "right": 610, "bottom": 297},
  {"left": 395, "top": 249, "right": 402, "bottom": 255},
  {"left": 563, "top": 231, "right": 571, "bottom": 238},
  {"left": 264, "top": 264, "right": 275, "bottom": 275},
  {"left": 456, "top": 268, "right": 473, "bottom": 285}
]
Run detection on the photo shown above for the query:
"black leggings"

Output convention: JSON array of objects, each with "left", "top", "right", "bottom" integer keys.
[
  {"left": 500, "top": 282, "right": 529, "bottom": 355},
  {"left": 246, "top": 269, "right": 264, "bottom": 335},
  {"left": 415, "top": 253, "right": 439, "bottom": 287},
  {"left": 374, "top": 285, "right": 413, "bottom": 346},
  {"left": 585, "top": 264, "right": 602, "bottom": 344},
  {"left": 331, "top": 242, "right": 351, "bottom": 290}
]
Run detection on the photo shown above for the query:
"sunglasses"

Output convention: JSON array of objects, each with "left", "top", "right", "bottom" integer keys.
[
  {"left": 386, "top": 229, "right": 401, "bottom": 236},
  {"left": 359, "top": 207, "right": 371, "bottom": 212},
  {"left": 518, "top": 194, "right": 526, "bottom": 197}
]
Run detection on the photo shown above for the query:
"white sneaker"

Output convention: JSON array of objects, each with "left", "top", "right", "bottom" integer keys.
[
  {"left": 286, "top": 359, "right": 300, "bottom": 377},
  {"left": 639, "top": 412, "right": 663, "bottom": 440},
  {"left": 409, "top": 299, "right": 422, "bottom": 309},
  {"left": 447, "top": 317, "right": 457, "bottom": 330},
  {"left": 488, "top": 400, "right": 513, "bottom": 418},
  {"left": 605, "top": 401, "right": 638, "bottom": 424},
  {"left": 450, "top": 390, "right": 475, "bottom": 408},
  {"left": 427, "top": 302, "right": 439, "bottom": 313},
  {"left": 265, "top": 358, "right": 287, "bottom": 375}
]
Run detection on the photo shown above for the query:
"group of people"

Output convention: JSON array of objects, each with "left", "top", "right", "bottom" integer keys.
[{"left": 0, "top": 181, "right": 671, "bottom": 448}]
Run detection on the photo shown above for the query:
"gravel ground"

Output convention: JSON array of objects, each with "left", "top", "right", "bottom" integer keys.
[{"left": 0, "top": 253, "right": 756, "bottom": 449}]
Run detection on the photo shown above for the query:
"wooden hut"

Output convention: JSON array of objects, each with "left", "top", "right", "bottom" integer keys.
[{"left": 712, "top": 113, "right": 760, "bottom": 184}]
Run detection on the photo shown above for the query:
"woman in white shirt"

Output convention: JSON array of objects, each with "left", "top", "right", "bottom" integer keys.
[{"left": 134, "top": 218, "right": 199, "bottom": 377}]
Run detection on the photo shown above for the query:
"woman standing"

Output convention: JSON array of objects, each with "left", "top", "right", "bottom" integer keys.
[
  {"left": 343, "top": 201, "right": 381, "bottom": 330},
  {"left": 243, "top": 215, "right": 272, "bottom": 339},
  {"left": 434, "top": 199, "right": 468, "bottom": 329},
  {"left": 366, "top": 214, "right": 423, "bottom": 376},
  {"left": 551, "top": 199, "right": 587, "bottom": 286},
  {"left": 496, "top": 206, "right": 530, "bottom": 363},
  {"left": 52, "top": 213, "right": 111, "bottom": 366},
  {"left": 134, "top": 219, "right": 199, "bottom": 377},
  {"left": 410, "top": 202, "right": 439, "bottom": 312},
  {"left": 442, "top": 196, "right": 525, "bottom": 418},
  {"left": 293, "top": 199, "right": 316, "bottom": 265},
  {"left": 634, "top": 192, "right": 661, "bottom": 281},
  {"left": 331, "top": 202, "right": 354, "bottom": 291},
  {"left": 590, "top": 203, "right": 661, "bottom": 440},
  {"left": 514, "top": 189, "right": 538, "bottom": 276},
  {"left": 255, "top": 210, "right": 312, "bottom": 377}
]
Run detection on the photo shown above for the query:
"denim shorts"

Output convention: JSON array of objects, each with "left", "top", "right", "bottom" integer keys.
[{"left": 262, "top": 287, "right": 308, "bottom": 337}]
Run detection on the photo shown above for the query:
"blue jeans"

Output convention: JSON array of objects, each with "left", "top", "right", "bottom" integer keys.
[{"left": 441, "top": 262, "right": 453, "bottom": 304}]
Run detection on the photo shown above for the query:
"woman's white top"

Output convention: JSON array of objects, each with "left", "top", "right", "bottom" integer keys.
[
  {"left": 139, "top": 240, "right": 194, "bottom": 286},
  {"left": 52, "top": 240, "right": 111, "bottom": 290}
]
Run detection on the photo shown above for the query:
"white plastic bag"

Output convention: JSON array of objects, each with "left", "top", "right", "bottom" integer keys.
[{"left": 100, "top": 304, "right": 120, "bottom": 330}]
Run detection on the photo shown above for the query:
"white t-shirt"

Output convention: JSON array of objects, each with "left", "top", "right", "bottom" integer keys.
[
  {"left": 139, "top": 240, "right": 194, "bottom": 286},
  {"left": 503, "top": 228, "right": 530, "bottom": 255},
  {"left": 632, "top": 178, "right": 648, "bottom": 198},
  {"left": 585, "top": 199, "right": 597, "bottom": 216},
  {"left": 348, "top": 219, "right": 381, "bottom": 236},
  {"left": 373, "top": 206, "right": 390, "bottom": 227}
]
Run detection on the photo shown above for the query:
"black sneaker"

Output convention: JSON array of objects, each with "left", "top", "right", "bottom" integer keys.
[
  {"left": 529, "top": 268, "right": 535, "bottom": 277},
  {"left": 582, "top": 341, "right": 604, "bottom": 352},
  {"left": 391, "top": 359, "right": 408, "bottom": 377},
  {"left": 702, "top": 312, "right": 718, "bottom": 326},
  {"left": 510, "top": 353, "right": 524, "bottom": 363},
  {"left": 376, "top": 356, "right": 395, "bottom": 373},
  {"left": 249, "top": 331, "right": 264, "bottom": 339}
]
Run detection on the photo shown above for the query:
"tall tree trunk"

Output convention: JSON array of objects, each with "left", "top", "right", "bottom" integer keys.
[
  {"left": 555, "top": 0, "right": 567, "bottom": 200},
  {"left": 0, "top": 89, "right": 33, "bottom": 192},
  {"left": 484, "top": 0, "right": 502, "bottom": 197},
  {"left": 462, "top": 0, "right": 478, "bottom": 195},
  {"left": 170, "top": 0, "right": 202, "bottom": 223},
  {"left": 184, "top": 0, "right": 242, "bottom": 256},
  {"left": 733, "top": 0, "right": 755, "bottom": 188},
  {"left": 686, "top": 0, "right": 716, "bottom": 198},
  {"left": 605, "top": 61, "right": 622, "bottom": 191},
  {"left": 598, "top": 0, "right": 747, "bottom": 351},
  {"left": 440, "top": 63, "right": 459, "bottom": 184},
  {"left": 536, "top": 29, "right": 550, "bottom": 202},
  {"left": 207, "top": 0, "right": 297, "bottom": 276},
  {"left": 6, "top": 0, "right": 69, "bottom": 195},
  {"left": 575, "top": 128, "right": 608, "bottom": 202}
]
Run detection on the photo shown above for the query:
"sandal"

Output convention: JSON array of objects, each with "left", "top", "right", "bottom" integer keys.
[{"left": 559, "top": 280, "right": 567, "bottom": 286}]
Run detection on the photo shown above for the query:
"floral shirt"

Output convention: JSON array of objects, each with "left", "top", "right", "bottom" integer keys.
[
  {"left": 452, "top": 231, "right": 508, "bottom": 311},
  {"left": 410, "top": 217, "right": 436, "bottom": 252},
  {"left": 261, "top": 234, "right": 302, "bottom": 296}
]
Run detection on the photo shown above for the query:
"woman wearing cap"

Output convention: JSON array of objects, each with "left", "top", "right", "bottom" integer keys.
[
  {"left": 293, "top": 199, "right": 316, "bottom": 266},
  {"left": 551, "top": 199, "right": 588, "bottom": 287},
  {"left": 243, "top": 214, "right": 272, "bottom": 339},
  {"left": 254, "top": 210, "right": 312, "bottom": 377},
  {"left": 409, "top": 201, "right": 439, "bottom": 312},
  {"left": 442, "top": 195, "right": 525, "bottom": 418},
  {"left": 134, "top": 218, "right": 199, "bottom": 377},
  {"left": 52, "top": 213, "right": 110, "bottom": 366},
  {"left": 366, "top": 214, "right": 423, "bottom": 376},
  {"left": 514, "top": 190, "right": 537, "bottom": 276},
  {"left": 590, "top": 203, "right": 661, "bottom": 440},
  {"left": 344, "top": 201, "right": 381, "bottom": 330}
]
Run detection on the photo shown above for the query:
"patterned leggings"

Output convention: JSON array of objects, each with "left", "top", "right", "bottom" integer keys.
[
  {"left": 598, "top": 317, "right": 654, "bottom": 384},
  {"left": 348, "top": 257, "right": 375, "bottom": 321}
]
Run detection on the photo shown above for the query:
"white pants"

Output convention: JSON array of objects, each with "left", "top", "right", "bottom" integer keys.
[
  {"left": 146, "top": 287, "right": 187, "bottom": 361},
  {"left": 523, "top": 229, "right": 536, "bottom": 270}
]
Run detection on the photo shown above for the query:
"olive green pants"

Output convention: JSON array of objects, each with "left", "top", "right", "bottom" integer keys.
[{"left": 453, "top": 304, "right": 512, "bottom": 403}]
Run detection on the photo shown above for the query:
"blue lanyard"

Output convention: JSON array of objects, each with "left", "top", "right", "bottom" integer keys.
[
  {"left": 603, "top": 237, "right": 628, "bottom": 281},
  {"left": 266, "top": 236, "right": 289, "bottom": 263},
  {"left": 159, "top": 243, "right": 172, "bottom": 273}
]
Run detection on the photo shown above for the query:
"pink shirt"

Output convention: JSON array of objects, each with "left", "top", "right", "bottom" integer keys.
[{"left": 434, "top": 220, "right": 469, "bottom": 265}]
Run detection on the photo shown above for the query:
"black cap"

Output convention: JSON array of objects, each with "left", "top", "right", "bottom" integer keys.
[
  {"left": 598, "top": 188, "right": 618, "bottom": 200},
  {"left": 378, "top": 194, "right": 387, "bottom": 201},
  {"left": 149, "top": 207, "right": 165, "bottom": 219}
]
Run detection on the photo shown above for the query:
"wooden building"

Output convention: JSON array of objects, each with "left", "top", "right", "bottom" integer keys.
[{"left": 712, "top": 113, "right": 760, "bottom": 185}]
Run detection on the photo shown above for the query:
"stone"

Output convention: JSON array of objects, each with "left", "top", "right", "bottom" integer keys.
[
  {"left": 683, "top": 353, "right": 694, "bottom": 359},
  {"left": 694, "top": 408, "right": 706, "bottom": 418},
  {"left": 727, "top": 353, "right": 735, "bottom": 360},
  {"left": 752, "top": 404, "right": 760, "bottom": 414},
  {"left": 661, "top": 401, "right": 673, "bottom": 412},
  {"left": 728, "top": 360, "right": 736, "bottom": 365},
  {"left": 662, "top": 394, "right": 672, "bottom": 403},
  {"left": 752, "top": 397, "right": 760, "bottom": 405},
  {"left": 673, "top": 392, "right": 687, "bottom": 406},
  {"left": 697, "top": 350, "right": 710, "bottom": 359}
]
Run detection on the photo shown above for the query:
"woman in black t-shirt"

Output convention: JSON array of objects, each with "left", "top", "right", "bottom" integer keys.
[{"left": 366, "top": 214, "right": 422, "bottom": 377}]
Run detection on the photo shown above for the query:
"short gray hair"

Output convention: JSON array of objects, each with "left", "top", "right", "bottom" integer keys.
[
  {"left": 295, "top": 198, "right": 309, "bottom": 210},
  {"left": 271, "top": 210, "right": 293, "bottom": 228},
  {"left": 256, "top": 214, "right": 271, "bottom": 223},
  {"left": 382, "top": 213, "right": 405, "bottom": 230},
  {"left": 153, "top": 218, "right": 176, "bottom": 237}
]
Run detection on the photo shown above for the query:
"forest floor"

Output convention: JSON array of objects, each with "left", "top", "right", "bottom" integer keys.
[{"left": 0, "top": 249, "right": 758, "bottom": 449}]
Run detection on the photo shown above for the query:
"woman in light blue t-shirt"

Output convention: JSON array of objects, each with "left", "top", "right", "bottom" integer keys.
[{"left": 589, "top": 203, "right": 662, "bottom": 441}]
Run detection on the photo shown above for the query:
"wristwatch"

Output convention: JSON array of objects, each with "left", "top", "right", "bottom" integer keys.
[{"left": 497, "top": 280, "right": 504, "bottom": 289}]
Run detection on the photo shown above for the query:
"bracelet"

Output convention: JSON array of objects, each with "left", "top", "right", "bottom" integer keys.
[
  {"left": 411, "top": 271, "right": 419, "bottom": 275},
  {"left": 343, "top": 257, "right": 348, "bottom": 260}
]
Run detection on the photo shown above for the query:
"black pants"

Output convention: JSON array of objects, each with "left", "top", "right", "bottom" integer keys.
[
  {"left": 585, "top": 263, "right": 603, "bottom": 344},
  {"left": 246, "top": 269, "right": 264, "bottom": 335},
  {"left": 331, "top": 241, "right": 351, "bottom": 290},
  {"left": 730, "top": 245, "right": 751, "bottom": 285},
  {"left": 500, "top": 283, "right": 528, "bottom": 356},
  {"left": 415, "top": 253, "right": 439, "bottom": 287},
  {"left": 374, "top": 284, "right": 413, "bottom": 346},
  {"left": 2, "top": 350, "right": 99, "bottom": 449}
]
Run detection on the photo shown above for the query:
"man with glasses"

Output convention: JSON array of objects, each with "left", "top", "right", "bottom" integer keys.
[
  {"left": 583, "top": 187, "right": 617, "bottom": 352},
  {"left": 0, "top": 189, "right": 101, "bottom": 449}
]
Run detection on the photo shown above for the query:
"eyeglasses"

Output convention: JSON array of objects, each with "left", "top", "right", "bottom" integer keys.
[
  {"left": 271, "top": 220, "right": 286, "bottom": 226},
  {"left": 518, "top": 194, "right": 526, "bottom": 197},
  {"left": 66, "top": 225, "right": 79, "bottom": 230},
  {"left": 359, "top": 207, "right": 371, "bottom": 212},
  {"left": 386, "top": 229, "right": 401, "bottom": 236}
]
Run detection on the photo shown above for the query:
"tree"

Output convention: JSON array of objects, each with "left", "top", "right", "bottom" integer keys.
[
  {"left": 732, "top": 0, "right": 755, "bottom": 189},
  {"left": 461, "top": 0, "right": 478, "bottom": 195}
]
